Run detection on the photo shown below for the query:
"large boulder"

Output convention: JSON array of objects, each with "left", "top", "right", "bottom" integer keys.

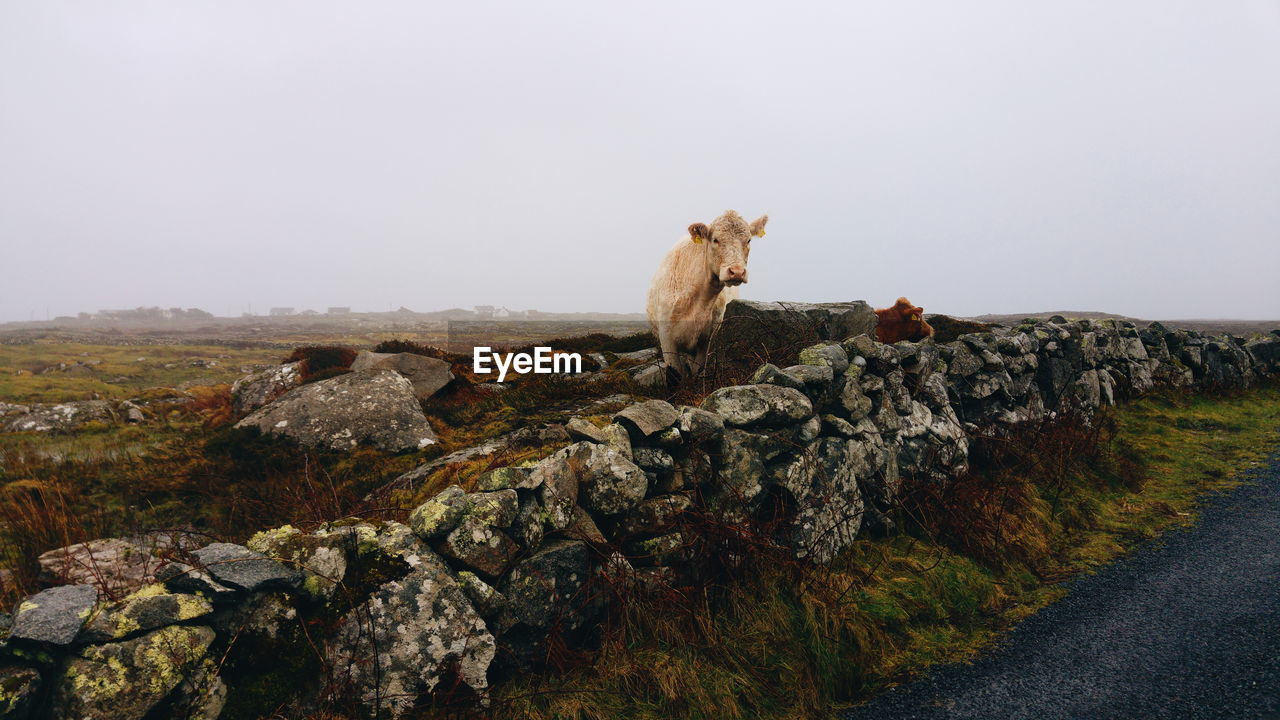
[
  {"left": 3, "top": 400, "right": 115, "bottom": 433},
  {"left": 350, "top": 351, "right": 454, "bottom": 400},
  {"left": 329, "top": 555, "right": 494, "bottom": 718},
  {"left": 235, "top": 369, "right": 437, "bottom": 452},
  {"left": 710, "top": 300, "right": 877, "bottom": 371},
  {"left": 230, "top": 362, "right": 303, "bottom": 415},
  {"left": 49, "top": 624, "right": 215, "bottom": 720}
]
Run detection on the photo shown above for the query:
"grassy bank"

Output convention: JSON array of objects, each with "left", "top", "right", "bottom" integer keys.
[{"left": 490, "top": 384, "right": 1280, "bottom": 720}]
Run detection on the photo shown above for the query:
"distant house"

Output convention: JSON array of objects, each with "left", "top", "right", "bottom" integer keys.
[
  {"left": 494, "top": 306, "right": 512, "bottom": 319},
  {"left": 327, "top": 307, "right": 351, "bottom": 315},
  {"left": 474, "top": 305, "right": 496, "bottom": 319},
  {"left": 269, "top": 307, "right": 296, "bottom": 317}
]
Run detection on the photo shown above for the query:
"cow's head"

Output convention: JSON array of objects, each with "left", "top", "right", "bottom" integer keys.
[
  {"left": 688, "top": 210, "right": 768, "bottom": 287},
  {"left": 892, "top": 297, "right": 926, "bottom": 324}
]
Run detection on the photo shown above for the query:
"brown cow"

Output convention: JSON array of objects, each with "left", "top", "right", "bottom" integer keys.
[
  {"left": 875, "top": 297, "right": 935, "bottom": 343},
  {"left": 647, "top": 210, "right": 769, "bottom": 379}
]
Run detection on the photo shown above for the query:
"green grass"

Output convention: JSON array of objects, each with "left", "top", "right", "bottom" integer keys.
[{"left": 490, "top": 384, "right": 1280, "bottom": 720}]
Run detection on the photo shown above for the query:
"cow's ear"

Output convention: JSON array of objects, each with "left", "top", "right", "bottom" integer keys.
[
  {"left": 749, "top": 214, "right": 769, "bottom": 238},
  {"left": 688, "top": 223, "right": 710, "bottom": 244}
]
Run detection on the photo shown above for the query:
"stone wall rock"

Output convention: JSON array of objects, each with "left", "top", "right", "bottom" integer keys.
[{"left": 8, "top": 314, "right": 1278, "bottom": 718}]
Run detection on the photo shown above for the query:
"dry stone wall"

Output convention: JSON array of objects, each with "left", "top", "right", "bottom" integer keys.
[{"left": 3, "top": 306, "right": 1279, "bottom": 719}]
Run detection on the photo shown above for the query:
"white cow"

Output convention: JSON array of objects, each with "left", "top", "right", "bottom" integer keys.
[{"left": 646, "top": 210, "right": 768, "bottom": 380}]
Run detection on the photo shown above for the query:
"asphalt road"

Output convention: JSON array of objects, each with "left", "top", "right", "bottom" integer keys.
[{"left": 844, "top": 450, "right": 1280, "bottom": 720}]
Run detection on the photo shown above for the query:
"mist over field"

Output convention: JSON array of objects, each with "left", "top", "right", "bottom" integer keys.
[{"left": 1, "top": 1, "right": 1278, "bottom": 323}]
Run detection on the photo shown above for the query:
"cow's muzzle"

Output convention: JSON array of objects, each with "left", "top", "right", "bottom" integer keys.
[{"left": 720, "top": 266, "right": 748, "bottom": 285}]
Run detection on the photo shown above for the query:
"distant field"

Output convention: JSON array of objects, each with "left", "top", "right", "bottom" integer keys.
[
  {"left": 0, "top": 320, "right": 656, "bottom": 404},
  {"left": 0, "top": 342, "right": 284, "bottom": 404}
]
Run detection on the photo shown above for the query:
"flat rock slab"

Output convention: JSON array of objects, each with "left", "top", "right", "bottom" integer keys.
[
  {"left": 9, "top": 584, "right": 99, "bottom": 646},
  {"left": 235, "top": 368, "right": 437, "bottom": 452},
  {"left": 614, "top": 399, "right": 679, "bottom": 436},
  {"left": 186, "top": 543, "right": 301, "bottom": 593}
]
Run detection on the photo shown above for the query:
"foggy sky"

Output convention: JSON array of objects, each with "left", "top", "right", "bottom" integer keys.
[{"left": 2, "top": 1, "right": 1278, "bottom": 323}]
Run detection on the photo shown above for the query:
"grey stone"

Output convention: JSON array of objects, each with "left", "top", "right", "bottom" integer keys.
[
  {"left": 498, "top": 540, "right": 593, "bottom": 631},
  {"left": 438, "top": 516, "right": 520, "bottom": 578},
  {"left": 350, "top": 350, "right": 454, "bottom": 400},
  {"left": 235, "top": 368, "right": 437, "bottom": 452},
  {"left": 708, "top": 429, "right": 772, "bottom": 521},
  {"left": 475, "top": 466, "right": 533, "bottom": 492},
  {"left": 717, "top": 300, "right": 878, "bottom": 347},
  {"left": 571, "top": 442, "right": 649, "bottom": 516},
  {"left": 529, "top": 445, "right": 582, "bottom": 530},
  {"left": 782, "top": 364, "right": 836, "bottom": 400},
  {"left": 246, "top": 525, "right": 351, "bottom": 600},
  {"left": 628, "top": 532, "right": 688, "bottom": 566},
  {"left": 620, "top": 495, "right": 692, "bottom": 535},
  {"left": 677, "top": 406, "right": 726, "bottom": 444},
  {"left": 614, "top": 399, "right": 680, "bottom": 437},
  {"left": 564, "top": 506, "right": 608, "bottom": 545},
  {"left": 751, "top": 362, "right": 805, "bottom": 390},
  {"left": 601, "top": 422, "right": 634, "bottom": 459},
  {"left": 633, "top": 447, "right": 675, "bottom": 474},
  {"left": 701, "top": 385, "right": 814, "bottom": 427},
  {"left": 3, "top": 400, "right": 115, "bottom": 433},
  {"left": 456, "top": 570, "right": 506, "bottom": 617},
  {"left": 770, "top": 438, "right": 867, "bottom": 564},
  {"left": 330, "top": 557, "right": 494, "bottom": 719},
  {"left": 9, "top": 584, "right": 98, "bottom": 646},
  {"left": 835, "top": 374, "right": 874, "bottom": 419}
]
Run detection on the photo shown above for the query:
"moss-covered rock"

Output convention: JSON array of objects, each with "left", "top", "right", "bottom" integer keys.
[
  {"left": 79, "top": 584, "right": 211, "bottom": 644},
  {"left": 408, "top": 485, "right": 469, "bottom": 540},
  {"left": 51, "top": 624, "right": 215, "bottom": 720}
]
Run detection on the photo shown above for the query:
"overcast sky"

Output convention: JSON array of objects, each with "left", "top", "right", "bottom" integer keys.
[{"left": 2, "top": 1, "right": 1278, "bottom": 322}]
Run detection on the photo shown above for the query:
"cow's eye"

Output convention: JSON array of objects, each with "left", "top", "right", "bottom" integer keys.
[{"left": 712, "top": 238, "right": 719, "bottom": 244}]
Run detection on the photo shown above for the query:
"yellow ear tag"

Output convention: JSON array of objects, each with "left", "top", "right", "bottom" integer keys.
[
  {"left": 692, "top": 236, "right": 704, "bottom": 244},
  {"left": 756, "top": 230, "right": 767, "bottom": 238}
]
